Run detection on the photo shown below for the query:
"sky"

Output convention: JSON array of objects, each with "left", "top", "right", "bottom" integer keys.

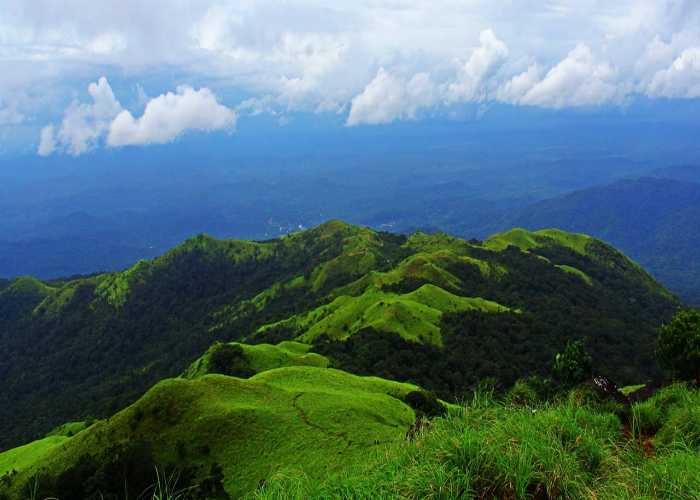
[{"left": 1, "top": 0, "right": 700, "bottom": 157}]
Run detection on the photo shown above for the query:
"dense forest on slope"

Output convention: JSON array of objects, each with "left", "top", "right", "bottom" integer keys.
[
  {"left": 0, "top": 221, "right": 678, "bottom": 450},
  {"left": 499, "top": 177, "right": 700, "bottom": 305}
]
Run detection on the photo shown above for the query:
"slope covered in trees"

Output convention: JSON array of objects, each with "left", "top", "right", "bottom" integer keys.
[{"left": 0, "top": 221, "right": 678, "bottom": 450}]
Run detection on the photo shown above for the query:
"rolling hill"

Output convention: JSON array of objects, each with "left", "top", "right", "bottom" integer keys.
[
  {"left": 0, "top": 220, "right": 678, "bottom": 452},
  {"left": 0, "top": 365, "right": 423, "bottom": 499},
  {"left": 505, "top": 177, "right": 700, "bottom": 305}
]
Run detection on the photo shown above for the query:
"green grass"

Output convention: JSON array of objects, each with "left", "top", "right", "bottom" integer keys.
[
  {"left": 4, "top": 380, "right": 699, "bottom": 499},
  {"left": 485, "top": 227, "right": 593, "bottom": 255},
  {"left": 0, "top": 435, "right": 68, "bottom": 476},
  {"left": 556, "top": 264, "right": 594, "bottom": 285},
  {"left": 620, "top": 384, "right": 647, "bottom": 396},
  {"left": 257, "top": 284, "right": 512, "bottom": 346},
  {"left": 44, "top": 420, "right": 92, "bottom": 438},
  {"left": 253, "top": 384, "right": 700, "bottom": 500},
  {"left": 0, "top": 367, "right": 417, "bottom": 498},
  {"left": 183, "top": 341, "right": 329, "bottom": 378}
]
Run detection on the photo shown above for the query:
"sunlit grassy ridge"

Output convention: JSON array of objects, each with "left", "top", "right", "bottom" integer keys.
[
  {"left": 485, "top": 227, "right": 593, "bottom": 254},
  {"left": 556, "top": 264, "right": 594, "bottom": 285},
  {"left": 256, "top": 284, "right": 512, "bottom": 346},
  {"left": 183, "top": 341, "right": 329, "bottom": 378},
  {"left": 0, "top": 367, "right": 419, "bottom": 498}
]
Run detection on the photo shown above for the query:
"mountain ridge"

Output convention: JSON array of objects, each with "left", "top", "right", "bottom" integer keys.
[{"left": 0, "top": 221, "right": 678, "bottom": 451}]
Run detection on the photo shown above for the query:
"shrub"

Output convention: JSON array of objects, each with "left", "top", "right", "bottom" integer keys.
[
  {"left": 657, "top": 309, "right": 700, "bottom": 381},
  {"left": 504, "top": 379, "right": 540, "bottom": 406},
  {"left": 552, "top": 339, "right": 592, "bottom": 387},
  {"left": 404, "top": 390, "right": 446, "bottom": 418},
  {"left": 208, "top": 342, "right": 254, "bottom": 378}
]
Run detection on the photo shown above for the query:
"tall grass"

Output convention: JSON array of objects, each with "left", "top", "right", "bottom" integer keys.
[{"left": 252, "top": 384, "right": 700, "bottom": 499}]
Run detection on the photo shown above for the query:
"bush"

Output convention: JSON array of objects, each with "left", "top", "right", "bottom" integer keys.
[
  {"left": 552, "top": 340, "right": 592, "bottom": 387},
  {"left": 504, "top": 379, "right": 540, "bottom": 406},
  {"left": 208, "top": 343, "right": 254, "bottom": 378},
  {"left": 657, "top": 309, "right": 700, "bottom": 381},
  {"left": 404, "top": 390, "right": 446, "bottom": 418}
]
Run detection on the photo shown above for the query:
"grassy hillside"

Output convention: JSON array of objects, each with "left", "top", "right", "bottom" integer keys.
[
  {"left": 183, "top": 341, "right": 329, "bottom": 379},
  {"left": 4, "top": 378, "right": 698, "bottom": 499},
  {"left": 0, "top": 367, "right": 420, "bottom": 499},
  {"left": 256, "top": 284, "right": 512, "bottom": 347},
  {"left": 506, "top": 177, "right": 700, "bottom": 305},
  {"left": 0, "top": 221, "right": 678, "bottom": 450},
  {"left": 253, "top": 383, "right": 700, "bottom": 499}
]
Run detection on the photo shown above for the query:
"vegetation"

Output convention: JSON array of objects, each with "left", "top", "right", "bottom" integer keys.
[
  {"left": 0, "top": 366, "right": 421, "bottom": 498},
  {"left": 503, "top": 176, "right": 700, "bottom": 305},
  {"left": 0, "top": 221, "right": 678, "bottom": 450},
  {"left": 182, "top": 341, "right": 329, "bottom": 379},
  {"left": 553, "top": 340, "right": 593, "bottom": 387},
  {"left": 253, "top": 384, "right": 700, "bottom": 499},
  {"left": 657, "top": 309, "right": 700, "bottom": 381}
]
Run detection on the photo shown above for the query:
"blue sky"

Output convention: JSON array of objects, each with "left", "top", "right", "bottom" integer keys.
[{"left": 1, "top": 0, "right": 700, "bottom": 157}]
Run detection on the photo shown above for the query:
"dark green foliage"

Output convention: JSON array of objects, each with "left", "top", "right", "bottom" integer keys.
[
  {"left": 209, "top": 342, "right": 254, "bottom": 378},
  {"left": 553, "top": 340, "right": 593, "bottom": 387},
  {"left": 403, "top": 391, "right": 446, "bottom": 418},
  {"left": 657, "top": 309, "right": 700, "bottom": 381},
  {"left": 29, "top": 440, "right": 227, "bottom": 500}
]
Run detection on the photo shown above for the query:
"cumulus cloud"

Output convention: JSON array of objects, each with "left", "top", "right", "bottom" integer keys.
[
  {"left": 346, "top": 69, "right": 437, "bottom": 126},
  {"left": 38, "top": 77, "right": 236, "bottom": 155},
  {"left": 107, "top": 86, "right": 236, "bottom": 146},
  {"left": 447, "top": 30, "right": 509, "bottom": 102},
  {"left": 516, "top": 45, "right": 622, "bottom": 108},
  {"left": 38, "top": 76, "right": 122, "bottom": 156},
  {"left": 646, "top": 47, "right": 700, "bottom": 98},
  {"left": 1, "top": 0, "right": 699, "bottom": 142},
  {"left": 37, "top": 124, "right": 56, "bottom": 156}
]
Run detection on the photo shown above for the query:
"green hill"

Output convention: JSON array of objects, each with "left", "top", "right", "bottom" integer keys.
[
  {"left": 0, "top": 366, "right": 420, "bottom": 499},
  {"left": 182, "top": 341, "right": 330, "bottom": 379},
  {"left": 501, "top": 177, "right": 700, "bottom": 305},
  {"left": 256, "top": 284, "right": 512, "bottom": 347},
  {"left": 0, "top": 221, "right": 678, "bottom": 450}
]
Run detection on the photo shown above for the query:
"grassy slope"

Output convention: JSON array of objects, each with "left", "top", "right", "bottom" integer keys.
[
  {"left": 0, "top": 436, "right": 68, "bottom": 476},
  {"left": 183, "top": 341, "right": 329, "bottom": 378},
  {"left": 255, "top": 384, "right": 700, "bottom": 499},
  {"left": 0, "top": 367, "right": 418, "bottom": 498},
  {"left": 256, "top": 284, "right": 512, "bottom": 346},
  {"left": 486, "top": 227, "right": 670, "bottom": 297}
]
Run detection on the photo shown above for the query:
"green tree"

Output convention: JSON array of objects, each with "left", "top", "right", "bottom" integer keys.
[
  {"left": 657, "top": 309, "right": 700, "bottom": 381},
  {"left": 552, "top": 340, "right": 592, "bottom": 386}
]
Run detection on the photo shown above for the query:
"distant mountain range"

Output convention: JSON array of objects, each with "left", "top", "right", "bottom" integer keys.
[{"left": 493, "top": 174, "right": 700, "bottom": 305}]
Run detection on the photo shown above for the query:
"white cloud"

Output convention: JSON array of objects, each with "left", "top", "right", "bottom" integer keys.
[
  {"left": 646, "top": 47, "right": 700, "bottom": 98},
  {"left": 0, "top": 0, "right": 699, "bottom": 144},
  {"left": 107, "top": 86, "right": 236, "bottom": 146},
  {"left": 447, "top": 29, "right": 509, "bottom": 102},
  {"left": 0, "top": 100, "right": 25, "bottom": 126},
  {"left": 37, "top": 124, "right": 56, "bottom": 156},
  {"left": 496, "top": 65, "right": 543, "bottom": 103},
  {"left": 39, "top": 77, "right": 236, "bottom": 155},
  {"left": 346, "top": 69, "right": 437, "bottom": 126},
  {"left": 518, "top": 45, "right": 622, "bottom": 108},
  {"left": 43, "top": 76, "right": 122, "bottom": 156}
]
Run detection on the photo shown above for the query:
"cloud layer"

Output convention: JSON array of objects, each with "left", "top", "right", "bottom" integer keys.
[
  {"left": 0, "top": 0, "right": 698, "bottom": 150},
  {"left": 39, "top": 78, "right": 236, "bottom": 156}
]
